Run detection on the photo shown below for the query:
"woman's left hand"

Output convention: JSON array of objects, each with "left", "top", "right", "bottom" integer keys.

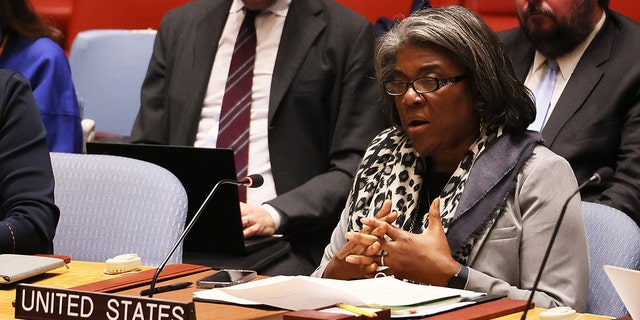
[{"left": 349, "top": 198, "right": 461, "bottom": 285}]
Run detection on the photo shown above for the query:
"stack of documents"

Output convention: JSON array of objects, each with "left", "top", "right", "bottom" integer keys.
[{"left": 193, "top": 275, "right": 485, "bottom": 318}]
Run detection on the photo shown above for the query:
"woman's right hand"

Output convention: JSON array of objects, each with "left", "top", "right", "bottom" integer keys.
[{"left": 322, "top": 200, "right": 397, "bottom": 279}]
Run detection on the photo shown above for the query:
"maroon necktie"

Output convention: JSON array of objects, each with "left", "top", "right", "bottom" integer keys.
[{"left": 217, "top": 10, "right": 258, "bottom": 202}]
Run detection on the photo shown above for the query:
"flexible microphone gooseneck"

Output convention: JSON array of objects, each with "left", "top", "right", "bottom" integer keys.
[
  {"left": 520, "top": 167, "right": 613, "bottom": 319},
  {"left": 145, "top": 174, "right": 264, "bottom": 298}
]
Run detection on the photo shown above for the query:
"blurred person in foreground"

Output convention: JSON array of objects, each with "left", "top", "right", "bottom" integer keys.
[
  {"left": 499, "top": 0, "right": 640, "bottom": 225},
  {"left": 312, "top": 6, "right": 589, "bottom": 311},
  {"left": 0, "top": 0, "right": 83, "bottom": 153},
  {"left": 0, "top": 69, "right": 59, "bottom": 253}
]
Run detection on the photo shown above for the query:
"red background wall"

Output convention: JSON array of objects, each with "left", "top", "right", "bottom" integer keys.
[{"left": 31, "top": 0, "right": 640, "bottom": 53}]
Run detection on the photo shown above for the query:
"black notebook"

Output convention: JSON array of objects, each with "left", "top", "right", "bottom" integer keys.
[{"left": 86, "top": 142, "right": 282, "bottom": 255}]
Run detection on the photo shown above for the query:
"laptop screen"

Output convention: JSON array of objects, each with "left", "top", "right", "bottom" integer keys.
[{"left": 86, "top": 142, "right": 248, "bottom": 254}]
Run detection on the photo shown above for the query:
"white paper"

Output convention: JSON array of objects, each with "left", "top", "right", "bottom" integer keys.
[
  {"left": 192, "top": 275, "right": 483, "bottom": 311},
  {"left": 604, "top": 265, "right": 640, "bottom": 320}
]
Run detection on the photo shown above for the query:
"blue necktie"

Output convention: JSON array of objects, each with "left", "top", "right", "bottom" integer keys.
[{"left": 529, "top": 59, "right": 559, "bottom": 131}]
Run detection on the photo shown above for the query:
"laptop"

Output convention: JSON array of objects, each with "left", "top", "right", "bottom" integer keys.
[{"left": 86, "top": 142, "right": 282, "bottom": 255}]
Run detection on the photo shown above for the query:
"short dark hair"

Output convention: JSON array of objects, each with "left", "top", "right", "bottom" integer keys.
[{"left": 375, "top": 5, "right": 535, "bottom": 135}]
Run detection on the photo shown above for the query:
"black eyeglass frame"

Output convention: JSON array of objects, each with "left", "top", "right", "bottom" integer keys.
[{"left": 383, "top": 75, "right": 468, "bottom": 96}]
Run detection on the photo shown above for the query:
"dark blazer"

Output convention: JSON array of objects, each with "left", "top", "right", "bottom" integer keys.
[
  {"left": 0, "top": 70, "right": 59, "bottom": 254},
  {"left": 130, "top": 0, "right": 387, "bottom": 263},
  {"left": 499, "top": 11, "right": 640, "bottom": 225}
]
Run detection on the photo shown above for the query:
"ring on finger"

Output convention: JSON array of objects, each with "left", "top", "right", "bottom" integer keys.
[{"left": 376, "top": 251, "right": 388, "bottom": 272}]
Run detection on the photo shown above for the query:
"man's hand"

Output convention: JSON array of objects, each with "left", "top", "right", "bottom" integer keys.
[{"left": 240, "top": 202, "right": 277, "bottom": 237}]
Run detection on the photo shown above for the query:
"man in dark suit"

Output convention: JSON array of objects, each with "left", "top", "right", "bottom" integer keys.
[
  {"left": 499, "top": 0, "right": 640, "bottom": 226},
  {"left": 130, "top": 0, "right": 387, "bottom": 274}
]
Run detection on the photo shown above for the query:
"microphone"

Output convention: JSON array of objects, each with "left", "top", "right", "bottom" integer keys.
[
  {"left": 520, "top": 167, "right": 613, "bottom": 319},
  {"left": 239, "top": 174, "right": 264, "bottom": 188},
  {"left": 144, "top": 174, "right": 264, "bottom": 298}
]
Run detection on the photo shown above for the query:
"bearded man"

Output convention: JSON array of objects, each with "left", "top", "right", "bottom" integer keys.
[{"left": 499, "top": 0, "right": 640, "bottom": 226}]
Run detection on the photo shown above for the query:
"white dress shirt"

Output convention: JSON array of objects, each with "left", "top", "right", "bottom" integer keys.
[{"left": 195, "top": 0, "right": 290, "bottom": 227}]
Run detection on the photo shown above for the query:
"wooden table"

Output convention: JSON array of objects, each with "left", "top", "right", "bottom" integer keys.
[
  {"left": 1, "top": 261, "right": 614, "bottom": 320},
  {"left": 0, "top": 261, "right": 151, "bottom": 319},
  {"left": 494, "top": 309, "right": 614, "bottom": 320}
]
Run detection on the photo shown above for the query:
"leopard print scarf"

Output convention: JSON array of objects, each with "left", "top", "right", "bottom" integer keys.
[{"left": 346, "top": 125, "right": 505, "bottom": 263}]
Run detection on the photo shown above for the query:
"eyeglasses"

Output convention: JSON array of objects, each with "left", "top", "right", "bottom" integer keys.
[{"left": 383, "top": 75, "right": 467, "bottom": 96}]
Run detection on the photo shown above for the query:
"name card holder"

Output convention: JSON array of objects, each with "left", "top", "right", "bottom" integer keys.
[{"left": 15, "top": 283, "right": 196, "bottom": 320}]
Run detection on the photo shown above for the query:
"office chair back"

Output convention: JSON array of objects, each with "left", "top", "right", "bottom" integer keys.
[
  {"left": 69, "top": 29, "right": 156, "bottom": 137},
  {"left": 64, "top": 0, "right": 189, "bottom": 51},
  {"left": 50, "top": 152, "right": 188, "bottom": 266},
  {"left": 582, "top": 201, "right": 640, "bottom": 317}
]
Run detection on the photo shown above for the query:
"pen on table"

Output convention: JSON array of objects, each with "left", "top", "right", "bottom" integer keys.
[
  {"left": 461, "top": 294, "right": 507, "bottom": 304},
  {"left": 336, "top": 303, "right": 377, "bottom": 318},
  {"left": 140, "top": 281, "right": 193, "bottom": 296}
]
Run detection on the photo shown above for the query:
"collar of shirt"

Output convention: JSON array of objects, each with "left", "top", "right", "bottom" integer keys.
[
  {"left": 532, "top": 10, "right": 607, "bottom": 82},
  {"left": 230, "top": 0, "right": 291, "bottom": 17}
]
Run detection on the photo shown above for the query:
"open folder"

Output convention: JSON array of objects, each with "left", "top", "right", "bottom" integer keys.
[{"left": 193, "top": 275, "right": 484, "bottom": 318}]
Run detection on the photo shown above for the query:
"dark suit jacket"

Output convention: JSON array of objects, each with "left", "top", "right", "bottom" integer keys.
[
  {"left": 499, "top": 11, "right": 640, "bottom": 225},
  {"left": 0, "top": 70, "right": 59, "bottom": 254},
  {"left": 130, "top": 0, "right": 387, "bottom": 263}
]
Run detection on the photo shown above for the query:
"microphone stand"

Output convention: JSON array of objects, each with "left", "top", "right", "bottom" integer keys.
[
  {"left": 146, "top": 178, "right": 246, "bottom": 298},
  {"left": 520, "top": 168, "right": 611, "bottom": 319},
  {"left": 519, "top": 188, "right": 579, "bottom": 320}
]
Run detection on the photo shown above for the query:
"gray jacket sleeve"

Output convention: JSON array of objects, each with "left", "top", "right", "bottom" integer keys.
[
  {"left": 311, "top": 205, "right": 349, "bottom": 277},
  {"left": 465, "top": 146, "right": 589, "bottom": 311}
]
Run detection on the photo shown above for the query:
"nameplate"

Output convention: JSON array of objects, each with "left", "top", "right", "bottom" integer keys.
[{"left": 15, "top": 283, "right": 196, "bottom": 320}]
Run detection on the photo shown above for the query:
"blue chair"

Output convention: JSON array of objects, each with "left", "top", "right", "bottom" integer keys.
[
  {"left": 50, "top": 152, "right": 188, "bottom": 266},
  {"left": 582, "top": 201, "right": 640, "bottom": 317},
  {"left": 69, "top": 29, "right": 156, "bottom": 137}
]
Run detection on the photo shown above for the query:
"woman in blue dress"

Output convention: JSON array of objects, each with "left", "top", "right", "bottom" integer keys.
[{"left": 0, "top": 0, "right": 82, "bottom": 153}]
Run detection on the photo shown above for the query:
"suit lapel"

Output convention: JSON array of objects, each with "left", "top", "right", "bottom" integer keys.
[
  {"left": 541, "top": 64, "right": 602, "bottom": 145},
  {"left": 192, "top": 0, "right": 232, "bottom": 107},
  {"left": 510, "top": 35, "right": 535, "bottom": 82},
  {"left": 269, "top": 0, "right": 325, "bottom": 122},
  {"left": 542, "top": 17, "right": 613, "bottom": 146},
  {"left": 180, "top": 0, "right": 231, "bottom": 144},
  {"left": 447, "top": 132, "right": 542, "bottom": 256}
]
